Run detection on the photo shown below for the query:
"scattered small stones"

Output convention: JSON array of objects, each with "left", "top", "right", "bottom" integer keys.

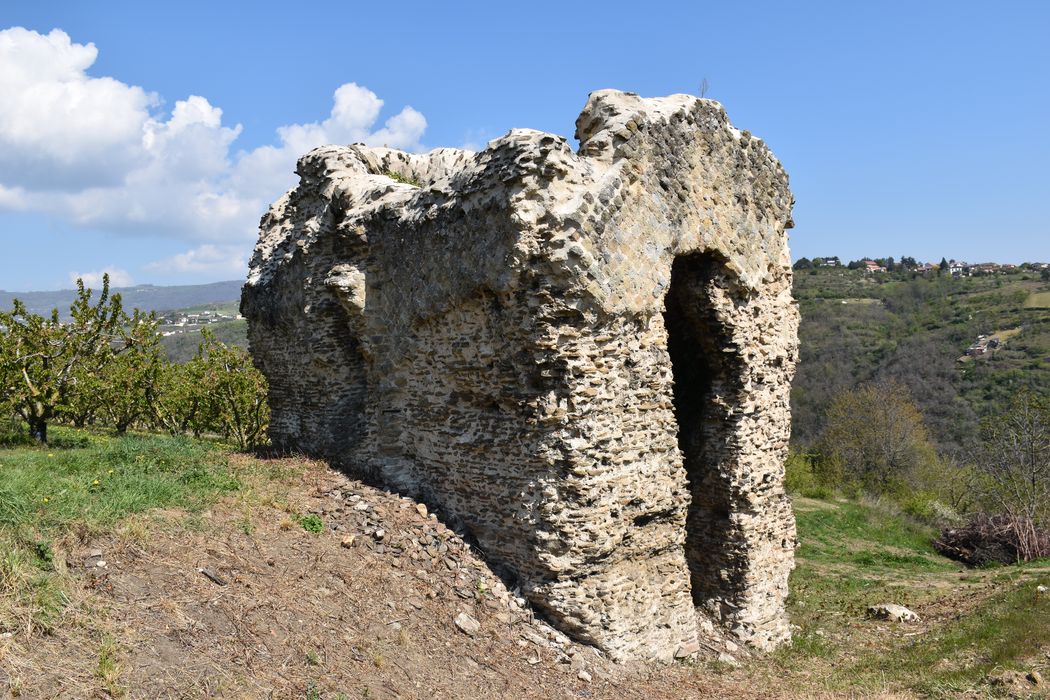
[
  {"left": 1037, "top": 584, "right": 1048, "bottom": 593},
  {"left": 453, "top": 612, "right": 480, "bottom": 637},
  {"left": 415, "top": 503, "right": 428, "bottom": 518},
  {"left": 83, "top": 549, "right": 105, "bottom": 568},
  {"left": 577, "top": 669, "right": 592, "bottom": 682},
  {"left": 340, "top": 535, "right": 357, "bottom": 548},
  {"left": 866, "top": 604, "right": 919, "bottom": 623},
  {"left": 522, "top": 630, "right": 548, "bottom": 647}
]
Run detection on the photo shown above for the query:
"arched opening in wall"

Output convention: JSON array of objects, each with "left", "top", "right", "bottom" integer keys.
[{"left": 662, "top": 252, "right": 745, "bottom": 618}]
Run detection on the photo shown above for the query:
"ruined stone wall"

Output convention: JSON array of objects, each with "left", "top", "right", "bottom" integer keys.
[{"left": 242, "top": 91, "right": 799, "bottom": 661}]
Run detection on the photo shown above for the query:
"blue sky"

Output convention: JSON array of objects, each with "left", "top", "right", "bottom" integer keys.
[{"left": 1, "top": 0, "right": 1047, "bottom": 291}]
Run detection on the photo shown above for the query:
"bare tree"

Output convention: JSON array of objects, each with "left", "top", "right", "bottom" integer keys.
[{"left": 971, "top": 391, "right": 1050, "bottom": 559}]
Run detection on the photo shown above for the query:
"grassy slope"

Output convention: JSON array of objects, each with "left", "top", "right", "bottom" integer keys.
[
  {"left": 0, "top": 430, "right": 244, "bottom": 636},
  {"left": 1025, "top": 291, "right": 1050, "bottom": 309},
  {"left": 792, "top": 268, "right": 1050, "bottom": 448},
  {"left": 756, "top": 497, "right": 1050, "bottom": 697},
  {"left": 2, "top": 430, "right": 1048, "bottom": 697}
]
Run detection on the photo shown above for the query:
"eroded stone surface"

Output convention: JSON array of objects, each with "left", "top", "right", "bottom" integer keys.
[{"left": 242, "top": 90, "right": 799, "bottom": 661}]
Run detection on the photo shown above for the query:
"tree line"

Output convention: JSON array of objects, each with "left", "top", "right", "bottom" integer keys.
[
  {"left": 0, "top": 275, "right": 268, "bottom": 448},
  {"left": 794, "top": 255, "right": 931, "bottom": 271}
]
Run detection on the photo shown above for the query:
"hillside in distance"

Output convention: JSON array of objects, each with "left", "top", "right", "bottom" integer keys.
[
  {"left": 791, "top": 266, "right": 1050, "bottom": 451},
  {"left": 0, "top": 280, "right": 244, "bottom": 318}
]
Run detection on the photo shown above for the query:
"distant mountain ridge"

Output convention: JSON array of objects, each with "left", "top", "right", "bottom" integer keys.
[{"left": 0, "top": 280, "right": 243, "bottom": 317}]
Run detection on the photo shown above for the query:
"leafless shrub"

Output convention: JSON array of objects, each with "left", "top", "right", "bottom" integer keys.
[
  {"left": 935, "top": 512, "right": 1050, "bottom": 566},
  {"left": 970, "top": 391, "right": 1050, "bottom": 530}
]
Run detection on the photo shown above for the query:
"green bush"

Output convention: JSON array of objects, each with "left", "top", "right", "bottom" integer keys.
[{"left": 785, "top": 451, "right": 838, "bottom": 499}]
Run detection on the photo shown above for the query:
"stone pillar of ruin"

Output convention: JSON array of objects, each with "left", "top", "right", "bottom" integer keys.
[{"left": 242, "top": 90, "right": 799, "bottom": 661}]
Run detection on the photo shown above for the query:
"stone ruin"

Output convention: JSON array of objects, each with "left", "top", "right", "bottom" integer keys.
[{"left": 241, "top": 90, "right": 799, "bottom": 662}]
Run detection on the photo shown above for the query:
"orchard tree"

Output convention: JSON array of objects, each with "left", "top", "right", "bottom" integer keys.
[
  {"left": 63, "top": 362, "right": 107, "bottom": 428},
  {"left": 0, "top": 276, "right": 126, "bottom": 442},
  {"left": 151, "top": 359, "right": 206, "bottom": 437},
  {"left": 97, "top": 309, "right": 162, "bottom": 434},
  {"left": 195, "top": 329, "right": 269, "bottom": 449}
]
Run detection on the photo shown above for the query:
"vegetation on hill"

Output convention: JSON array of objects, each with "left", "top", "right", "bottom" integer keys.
[
  {"left": 159, "top": 318, "right": 247, "bottom": 363},
  {"left": 791, "top": 266, "right": 1050, "bottom": 450},
  {"left": 789, "top": 263, "right": 1050, "bottom": 578}
]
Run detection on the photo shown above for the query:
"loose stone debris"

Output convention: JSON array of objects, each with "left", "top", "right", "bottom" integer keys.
[{"left": 454, "top": 612, "right": 481, "bottom": 637}]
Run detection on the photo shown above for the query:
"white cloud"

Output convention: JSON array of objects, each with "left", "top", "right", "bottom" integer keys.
[
  {"left": 0, "top": 184, "right": 25, "bottom": 209},
  {"left": 145, "top": 244, "right": 248, "bottom": 277},
  {"left": 69, "top": 267, "right": 134, "bottom": 289},
  {"left": 0, "top": 27, "right": 430, "bottom": 280},
  {"left": 226, "top": 83, "right": 426, "bottom": 216},
  {"left": 0, "top": 28, "right": 156, "bottom": 191}
]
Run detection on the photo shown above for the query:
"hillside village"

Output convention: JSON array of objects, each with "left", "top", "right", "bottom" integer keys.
[
  {"left": 156, "top": 306, "right": 243, "bottom": 337},
  {"left": 795, "top": 256, "right": 1049, "bottom": 276}
]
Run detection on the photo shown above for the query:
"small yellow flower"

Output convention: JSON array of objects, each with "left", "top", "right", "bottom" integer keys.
[
  {"left": 47, "top": 453, "right": 54, "bottom": 458},
  {"left": 42, "top": 497, "right": 49, "bottom": 504},
  {"left": 92, "top": 479, "right": 99, "bottom": 486},
  {"left": 107, "top": 469, "right": 114, "bottom": 475}
]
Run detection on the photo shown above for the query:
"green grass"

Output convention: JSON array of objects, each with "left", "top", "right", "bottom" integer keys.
[
  {"left": 95, "top": 635, "right": 124, "bottom": 697},
  {"left": 858, "top": 575, "right": 1050, "bottom": 696},
  {"left": 382, "top": 170, "right": 421, "bottom": 187},
  {"left": 768, "top": 496, "right": 1050, "bottom": 697},
  {"left": 793, "top": 498, "right": 955, "bottom": 571},
  {"left": 0, "top": 431, "right": 242, "bottom": 633},
  {"left": 0, "top": 434, "right": 238, "bottom": 532}
]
